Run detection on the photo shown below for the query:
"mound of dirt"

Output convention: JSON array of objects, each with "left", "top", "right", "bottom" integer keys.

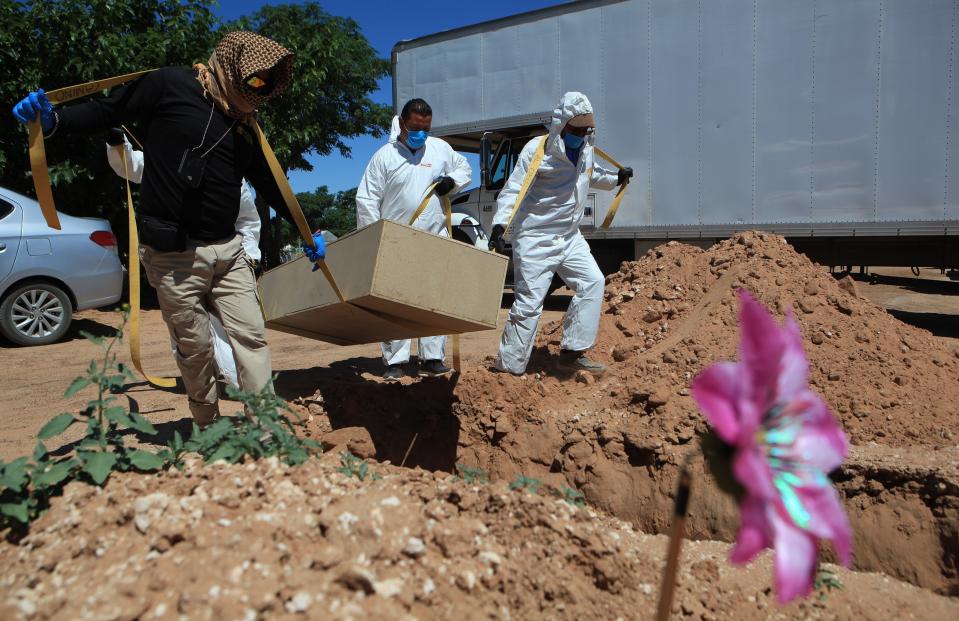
[
  {"left": 286, "top": 232, "right": 958, "bottom": 594},
  {"left": 469, "top": 230, "right": 959, "bottom": 450},
  {"left": 2, "top": 455, "right": 957, "bottom": 621}
]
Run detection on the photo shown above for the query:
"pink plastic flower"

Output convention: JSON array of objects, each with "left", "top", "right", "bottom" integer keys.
[{"left": 691, "top": 290, "right": 851, "bottom": 603}]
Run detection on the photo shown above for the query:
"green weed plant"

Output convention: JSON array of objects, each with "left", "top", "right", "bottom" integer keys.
[{"left": 0, "top": 310, "right": 320, "bottom": 532}]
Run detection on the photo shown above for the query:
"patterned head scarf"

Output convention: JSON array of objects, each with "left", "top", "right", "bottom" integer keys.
[{"left": 195, "top": 31, "right": 294, "bottom": 122}]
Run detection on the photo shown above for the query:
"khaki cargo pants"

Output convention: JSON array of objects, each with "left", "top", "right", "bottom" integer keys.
[{"left": 142, "top": 234, "right": 271, "bottom": 426}]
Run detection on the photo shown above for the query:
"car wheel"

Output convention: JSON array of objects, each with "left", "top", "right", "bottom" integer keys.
[{"left": 0, "top": 282, "right": 73, "bottom": 346}]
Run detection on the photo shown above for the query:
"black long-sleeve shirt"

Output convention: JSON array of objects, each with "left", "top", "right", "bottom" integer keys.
[{"left": 56, "top": 67, "right": 292, "bottom": 242}]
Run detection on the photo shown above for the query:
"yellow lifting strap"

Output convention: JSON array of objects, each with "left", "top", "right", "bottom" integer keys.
[
  {"left": 117, "top": 143, "right": 177, "bottom": 388},
  {"left": 593, "top": 146, "right": 630, "bottom": 228},
  {"left": 409, "top": 182, "right": 461, "bottom": 372},
  {"left": 499, "top": 137, "right": 629, "bottom": 236},
  {"left": 26, "top": 69, "right": 174, "bottom": 387},
  {"left": 28, "top": 69, "right": 156, "bottom": 231},
  {"left": 250, "top": 121, "right": 345, "bottom": 302},
  {"left": 501, "top": 135, "right": 547, "bottom": 241}
]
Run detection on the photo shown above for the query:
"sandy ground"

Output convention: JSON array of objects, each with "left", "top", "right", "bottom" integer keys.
[
  {"left": 0, "top": 292, "right": 566, "bottom": 461},
  {"left": 0, "top": 266, "right": 955, "bottom": 462}
]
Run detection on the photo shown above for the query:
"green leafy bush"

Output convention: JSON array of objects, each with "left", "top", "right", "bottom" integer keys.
[
  {"left": 336, "top": 451, "right": 380, "bottom": 481},
  {"left": 0, "top": 311, "right": 165, "bottom": 530},
  {"left": 509, "top": 474, "right": 541, "bottom": 494},
  {"left": 1, "top": 311, "right": 321, "bottom": 533},
  {"left": 455, "top": 463, "right": 489, "bottom": 485},
  {"left": 181, "top": 381, "right": 320, "bottom": 467}
]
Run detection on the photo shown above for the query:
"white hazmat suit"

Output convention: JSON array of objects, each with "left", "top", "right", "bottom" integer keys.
[
  {"left": 107, "top": 137, "right": 261, "bottom": 389},
  {"left": 355, "top": 117, "right": 472, "bottom": 366},
  {"left": 493, "top": 92, "right": 619, "bottom": 375}
]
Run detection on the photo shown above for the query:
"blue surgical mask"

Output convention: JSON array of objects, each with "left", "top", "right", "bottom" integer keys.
[
  {"left": 406, "top": 130, "right": 428, "bottom": 150},
  {"left": 563, "top": 132, "right": 585, "bottom": 150}
]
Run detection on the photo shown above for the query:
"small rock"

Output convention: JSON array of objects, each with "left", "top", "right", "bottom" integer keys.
[
  {"left": 285, "top": 592, "right": 312, "bottom": 613},
  {"left": 652, "top": 288, "right": 679, "bottom": 301},
  {"left": 837, "top": 275, "right": 860, "bottom": 298},
  {"left": 335, "top": 567, "right": 376, "bottom": 594},
  {"left": 374, "top": 578, "right": 404, "bottom": 598},
  {"left": 575, "top": 371, "right": 594, "bottom": 385},
  {"left": 803, "top": 282, "right": 818, "bottom": 296},
  {"left": 797, "top": 299, "right": 815, "bottom": 314},
  {"left": 134, "top": 514, "right": 151, "bottom": 534},
  {"left": 133, "top": 497, "right": 152, "bottom": 515},
  {"left": 456, "top": 571, "right": 478, "bottom": 592},
  {"left": 612, "top": 346, "right": 633, "bottom": 363},
  {"left": 17, "top": 599, "right": 37, "bottom": 616},
  {"left": 834, "top": 298, "right": 855, "bottom": 315},
  {"left": 828, "top": 372, "right": 840, "bottom": 381},
  {"left": 403, "top": 537, "right": 426, "bottom": 558},
  {"left": 479, "top": 551, "right": 502, "bottom": 566},
  {"left": 648, "top": 387, "right": 670, "bottom": 408},
  {"left": 810, "top": 333, "right": 825, "bottom": 345},
  {"left": 642, "top": 309, "right": 663, "bottom": 323},
  {"left": 320, "top": 427, "right": 376, "bottom": 459},
  {"left": 661, "top": 350, "right": 678, "bottom": 364}
]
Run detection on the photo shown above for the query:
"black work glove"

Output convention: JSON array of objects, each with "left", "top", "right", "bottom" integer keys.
[
  {"left": 488, "top": 224, "right": 507, "bottom": 253},
  {"left": 434, "top": 175, "right": 456, "bottom": 197},
  {"left": 106, "top": 127, "right": 126, "bottom": 147},
  {"left": 617, "top": 167, "right": 633, "bottom": 186}
]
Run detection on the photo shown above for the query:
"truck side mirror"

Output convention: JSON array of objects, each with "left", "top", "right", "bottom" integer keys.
[{"left": 479, "top": 132, "right": 492, "bottom": 189}]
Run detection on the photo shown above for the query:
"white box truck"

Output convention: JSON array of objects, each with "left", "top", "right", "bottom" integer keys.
[{"left": 393, "top": 0, "right": 958, "bottom": 273}]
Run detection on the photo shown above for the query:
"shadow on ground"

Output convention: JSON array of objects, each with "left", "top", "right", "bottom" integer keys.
[
  {"left": 274, "top": 356, "right": 462, "bottom": 473},
  {"left": 886, "top": 310, "right": 959, "bottom": 340}
]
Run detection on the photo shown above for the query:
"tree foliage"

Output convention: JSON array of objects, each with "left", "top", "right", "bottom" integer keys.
[
  {"left": 0, "top": 0, "right": 387, "bottom": 259},
  {"left": 0, "top": 0, "right": 220, "bottom": 219},
  {"left": 272, "top": 185, "right": 357, "bottom": 250},
  {"left": 231, "top": 2, "right": 392, "bottom": 169}
]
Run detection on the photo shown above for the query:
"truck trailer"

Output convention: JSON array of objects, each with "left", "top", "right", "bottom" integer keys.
[{"left": 392, "top": 0, "right": 958, "bottom": 274}]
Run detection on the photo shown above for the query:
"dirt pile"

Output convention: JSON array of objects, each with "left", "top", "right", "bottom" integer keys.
[
  {"left": 3, "top": 232, "right": 955, "bottom": 618},
  {"left": 473, "top": 230, "right": 959, "bottom": 450},
  {"left": 2, "top": 454, "right": 957, "bottom": 621},
  {"left": 290, "top": 232, "right": 958, "bottom": 594}
]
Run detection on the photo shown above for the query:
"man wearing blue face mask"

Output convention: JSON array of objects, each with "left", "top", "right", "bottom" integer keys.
[
  {"left": 489, "top": 91, "right": 633, "bottom": 376},
  {"left": 356, "top": 98, "right": 473, "bottom": 380}
]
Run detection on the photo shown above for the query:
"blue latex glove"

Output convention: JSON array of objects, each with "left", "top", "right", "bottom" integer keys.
[
  {"left": 12, "top": 89, "right": 56, "bottom": 132},
  {"left": 303, "top": 232, "right": 326, "bottom": 262}
]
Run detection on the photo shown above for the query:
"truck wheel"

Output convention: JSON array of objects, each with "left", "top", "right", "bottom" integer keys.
[{"left": 0, "top": 282, "right": 73, "bottom": 346}]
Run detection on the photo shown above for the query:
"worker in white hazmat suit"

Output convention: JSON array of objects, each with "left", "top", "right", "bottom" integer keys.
[
  {"left": 105, "top": 129, "right": 261, "bottom": 391},
  {"left": 355, "top": 98, "right": 472, "bottom": 380},
  {"left": 488, "top": 92, "right": 633, "bottom": 376}
]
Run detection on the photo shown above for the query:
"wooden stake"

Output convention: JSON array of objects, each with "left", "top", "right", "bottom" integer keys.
[
  {"left": 656, "top": 466, "right": 692, "bottom": 621},
  {"left": 400, "top": 432, "right": 419, "bottom": 468}
]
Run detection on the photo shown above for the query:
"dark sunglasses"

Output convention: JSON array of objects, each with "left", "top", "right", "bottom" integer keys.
[{"left": 245, "top": 74, "right": 274, "bottom": 93}]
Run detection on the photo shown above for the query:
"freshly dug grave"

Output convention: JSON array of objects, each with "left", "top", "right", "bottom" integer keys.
[
  {"left": 2, "top": 454, "right": 958, "bottom": 621},
  {"left": 291, "top": 232, "right": 959, "bottom": 595}
]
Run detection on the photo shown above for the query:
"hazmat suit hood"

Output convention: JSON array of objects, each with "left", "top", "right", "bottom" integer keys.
[
  {"left": 388, "top": 115, "right": 401, "bottom": 143},
  {"left": 546, "top": 91, "right": 595, "bottom": 155}
]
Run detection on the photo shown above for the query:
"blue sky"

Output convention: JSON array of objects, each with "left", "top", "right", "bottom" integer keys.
[{"left": 213, "top": 0, "right": 563, "bottom": 193}]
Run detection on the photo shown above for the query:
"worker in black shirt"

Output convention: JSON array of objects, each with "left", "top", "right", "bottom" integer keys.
[{"left": 12, "top": 31, "right": 323, "bottom": 428}]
